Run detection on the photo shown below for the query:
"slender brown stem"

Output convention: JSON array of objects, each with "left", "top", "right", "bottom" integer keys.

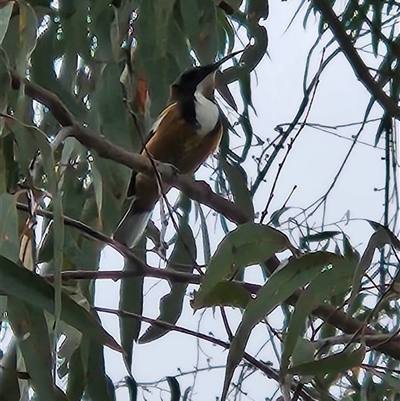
[
  {"left": 94, "top": 306, "right": 317, "bottom": 401},
  {"left": 312, "top": 0, "right": 400, "bottom": 119}
]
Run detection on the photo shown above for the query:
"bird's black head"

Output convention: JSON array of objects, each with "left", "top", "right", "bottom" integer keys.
[
  {"left": 171, "top": 49, "right": 244, "bottom": 99},
  {"left": 172, "top": 65, "right": 216, "bottom": 98}
]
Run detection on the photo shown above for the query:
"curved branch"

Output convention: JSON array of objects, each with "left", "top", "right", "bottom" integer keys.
[
  {"left": 312, "top": 0, "right": 400, "bottom": 119},
  {"left": 95, "top": 306, "right": 317, "bottom": 401},
  {"left": 10, "top": 70, "right": 249, "bottom": 225}
]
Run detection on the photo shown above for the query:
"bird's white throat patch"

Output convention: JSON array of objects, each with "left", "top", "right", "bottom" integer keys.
[{"left": 194, "top": 91, "right": 219, "bottom": 136}]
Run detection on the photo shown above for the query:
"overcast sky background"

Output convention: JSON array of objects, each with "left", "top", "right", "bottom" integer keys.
[{"left": 94, "top": 1, "right": 399, "bottom": 400}]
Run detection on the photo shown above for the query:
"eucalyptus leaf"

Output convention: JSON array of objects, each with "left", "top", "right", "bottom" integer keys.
[
  {"left": 7, "top": 297, "right": 68, "bottom": 401},
  {"left": 166, "top": 376, "right": 181, "bottom": 401},
  {"left": 288, "top": 345, "right": 365, "bottom": 376},
  {"left": 0, "top": 193, "right": 19, "bottom": 263},
  {"left": 139, "top": 219, "right": 196, "bottom": 343},
  {"left": 221, "top": 252, "right": 345, "bottom": 400},
  {"left": 193, "top": 223, "right": 291, "bottom": 309},
  {"left": 0, "top": 255, "right": 121, "bottom": 351},
  {"left": 0, "top": 2, "right": 13, "bottom": 46}
]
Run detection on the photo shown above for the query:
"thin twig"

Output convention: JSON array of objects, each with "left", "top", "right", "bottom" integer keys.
[
  {"left": 312, "top": 0, "right": 400, "bottom": 119},
  {"left": 94, "top": 306, "right": 317, "bottom": 401},
  {"left": 259, "top": 49, "right": 326, "bottom": 223}
]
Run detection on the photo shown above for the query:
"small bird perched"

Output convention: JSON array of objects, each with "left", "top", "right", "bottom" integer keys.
[{"left": 114, "top": 50, "right": 242, "bottom": 248}]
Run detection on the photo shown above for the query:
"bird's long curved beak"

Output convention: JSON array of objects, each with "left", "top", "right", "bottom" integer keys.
[{"left": 211, "top": 49, "right": 244, "bottom": 71}]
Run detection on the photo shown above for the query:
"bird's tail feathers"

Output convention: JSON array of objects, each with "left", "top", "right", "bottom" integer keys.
[{"left": 113, "top": 206, "right": 151, "bottom": 248}]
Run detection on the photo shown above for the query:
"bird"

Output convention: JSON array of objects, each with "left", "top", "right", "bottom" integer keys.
[{"left": 113, "top": 50, "right": 243, "bottom": 248}]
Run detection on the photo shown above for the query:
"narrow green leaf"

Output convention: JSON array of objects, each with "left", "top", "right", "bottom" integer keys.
[
  {"left": 193, "top": 223, "right": 291, "bottom": 309},
  {"left": 196, "top": 202, "right": 211, "bottom": 263},
  {"left": 59, "top": 0, "right": 91, "bottom": 63},
  {"left": 166, "top": 376, "right": 181, "bottom": 401},
  {"left": 0, "top": 255, "right": 121, "bottom": 351},
  {"left": 281, "top": 260, "right": 354, "bottom": 376},
  {"left": 66, "top": 348, "right": 85, "bottom": 401},
  {"left": 85, "top": 335, "right": 116, "bottom": 401},
  {"left": 91, "top": 164, "right": 104, "bottom": 219},
  {"left": 371, "top": 3, "right": 383, "bottom": 57},
  {"left": 382, "top": 372, "right": 400, "bottom": 393},
  {"left": 288, "top": 345, "right": 365, "bottom": 376},
  {"left": 192, "top": 0, "right": 218, "bottom": 63},
  {"left": 7, "top": 297, "right": 68, "bottom": 401},
  {"left": 221, "top": 159, "right": 254, "bottom": 220},
  {"left": 182, "top": 386, "right": 192, "bottom": 401},
  {"left": 0, "top": 193, "right": 19, "bottom": 263},
  {"left": 291, "top": 338, "right": 317, "bottom": 367},
  {"left": 301, "top": 231, "right": 341, "bottom": 243},
  {"left": 4, "top": 113, "right": 64, "bottom": 338},
  {"left": 270, "top": 206, "right": 290, "bottom": 227},
  {"left": 194, "top": 281, "right": 252, "bottom": 309},
  {"left": 139, "top": 219, "right": 196, "bottom": 343},
  {"left": 2, "top": 1, "right": 37, "bottom": 75},
  {"left": 246, "top": 0, "right": 269, "bottom": 20},
  {"left": 221, "top": 252, "right": 344, "bottom": 400},
  {"left": 125, "top": 376, "right": 138, "bottom": 401},
  {"left": 350, "top": 223, "right": 399, "bottom": 308},
  {"left": 119, "top": 241, "right": 145, "bottom": 368},
  {"left": 0, "top": 2, "right": 13, "bottom": 45},
  {"left": 0, "top": 49, "right": 11, "bottom": 132},
  {"left": 180, "top": 0, "right": 201, "bottom": 46},
  {"left": 216, "top": 10, "right": 235, "bottom": 53},
  {"left": 0, "top": 339, "right": 20, "bottom": 401},
  {"left": 136, "top": 0, "right": 175, "bottom": 116},
  {"left": 30, "top": 17, "right": 88, "bottom": 121}
]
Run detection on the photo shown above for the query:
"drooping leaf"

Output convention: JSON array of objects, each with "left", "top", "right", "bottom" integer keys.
[
  {"left": 2, "top": 1, "right": 37, "bottom": 75},
  {"left": 4, "top": 113, "right": 65, "bottom": 334},
  {"left": 246, "top": 0, "right": 269, "bottom": 21},
  {"left": 270, "top": 206, "right": 290, "bottom": 227},
  {"left": 349, "top": 222, "right": 400, "bottom": 309},
  {"left": 135, "top": 0, "right": 176, "bottom": 116},
  {"left": 0, "top": 255, "right": 121, "bottom": 351},
  {"left": 221, "top": 252, "right": 345, "bottom": 400},
  {"left": 7, "top": 297, "right": 68, "bottom": 401},
  {"left": 0, "top": 2, "right": 13, "bottom": 46},
  {"left": 0, "top": 193, "right": 19, "bottom": 263},
  {"left": 85, "top": 334, "right": 117, "bottom": 401},
  {"left": 125, "top": 376, "right": 138, "bottom": 401},
  {"left": 66, "top": 347, "right": 85, "bottom": 401},
  {"left": 193, "top": 223, "right": 291, "bottom": 309},
  {"left": 30, "top": 16, "right": 88, "bottom": 121},
  {"left": 221, "top": 159, "right": 254, "bottom": 220},
  {"left": 119, "top": 240, "right": 145, "bottom": 369},
  {"left": 166, "top": 376, "right": 181, "bottom": 401},
  {"left": 371, "top": 2, "right": 383, "bottom": 57},
  {"left": 192, "top": 0, "right": 219, "bottom": 63},
  {"left": 0, "top": 339, "right": 20, "bottom": 401},
  {"left": 0, "top": 49, "right": 11, "bottom": 131},
  {"left": 139, "top": 219, "right": 196, "bottom": 343},
  {"left": 194, "top": 281, "right": 252, "bottom": 309},
  {"left": 300, "top": 231, "right": 341, "bottom": 243},
  {"left": 195, "top": 202, "right": 211, "bottom": 263},
  {"left": 288, "top": 345, "right": 365, "bottom": 377},
  {"left": 280, "top": 259, "right": 354, "bottom": 376}
]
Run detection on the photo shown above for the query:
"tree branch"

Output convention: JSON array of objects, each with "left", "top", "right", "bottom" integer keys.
[
  {"left": 95, "top": 306, "right": 317, "bottom": 401},
  {"left": 10, "top": 70, "right": 249, "bottom": 225},
  {"left": 312, "top": 0, "right": 400, "bottom": 119}
]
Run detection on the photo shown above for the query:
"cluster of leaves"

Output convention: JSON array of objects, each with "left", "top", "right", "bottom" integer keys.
[{"left": 0, "top": 0, "right": 400, "bottom": 401}]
